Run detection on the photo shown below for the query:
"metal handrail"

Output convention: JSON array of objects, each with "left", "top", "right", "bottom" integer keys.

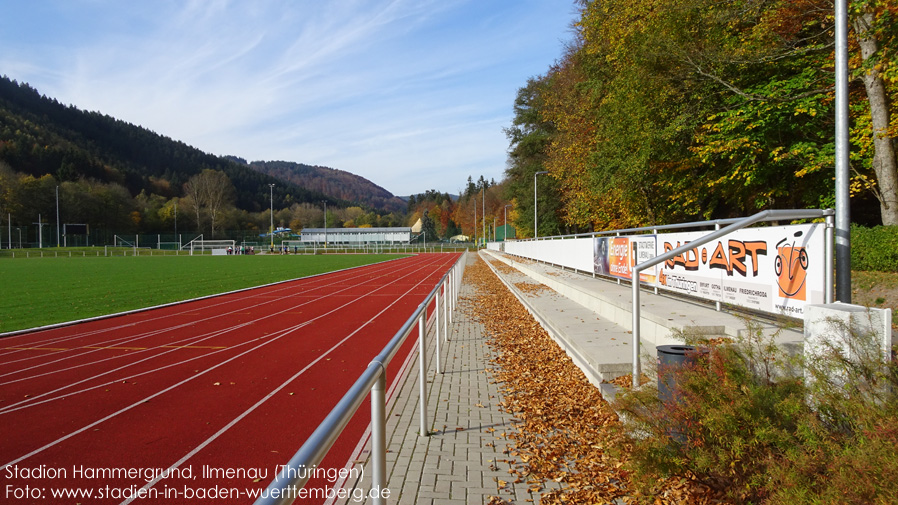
[
  {"left": 515, "top": 214, "right": 826, "bottom": 242},
  {"left": 629, "top": 209, "right": 835, "bottom": 387},
  {"left": 254, "top": 253, "right": 466, "bottom": 505}
]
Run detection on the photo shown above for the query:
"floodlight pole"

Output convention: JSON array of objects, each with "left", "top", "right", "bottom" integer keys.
[
  {"left": 504, "top": 204, "right": 512, "bottom": 241},
  {"left": 834, "top": 0, "right": 851, "bottom": 302},
  {"left": 534, "top": 171, "right": 548, "bottom": 238},
  {"left": 482, "top": 187, "right": 486, "bottom": 246},
  {"left": 269, "top": 184, "right": 275, "bottom": 250},
  {"left": 56, "top": 185, "right": 60, "bottom": 247},
  {"left": 322, "top": 200, "right": 328, "bottom": 248},
  {"left": 473, "top": 200, "right": 477, "bottom": 248},
  {"left": 34, "top": 214, "right": 45, "bottom": 249}
]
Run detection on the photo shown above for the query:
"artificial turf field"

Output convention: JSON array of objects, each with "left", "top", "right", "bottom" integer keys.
[{"left": 0, "top": 253, "right": 405, "bottom": 334}]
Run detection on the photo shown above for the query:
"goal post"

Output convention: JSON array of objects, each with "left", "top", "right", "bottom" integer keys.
[{"left": 188, "top": 239, "right": 236, "bottom": 255}]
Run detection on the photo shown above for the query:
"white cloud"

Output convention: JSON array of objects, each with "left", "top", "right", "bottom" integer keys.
[{"left": 0, "top": 0, "right": 574, "bottom": 196}]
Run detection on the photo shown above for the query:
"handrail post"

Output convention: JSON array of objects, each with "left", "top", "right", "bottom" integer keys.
[
  {"left": 435, "top": 290, "right": 442, "bottom": 374},
  {"left": 825, "top": 213, "right": 835, "bottom": 304},
  {"left": 447, "top": 274, "right": 453, "bottom": 325},
  {"left": 652, "top": 228, "right": 659, "bottom": 294},
  {"left": 418, "top": 313, "right": 429, "bottom": 436},
  {"left": 454, "top": 264, "right": 459, "bottom": 313},
  {"left": 449, "top": 266, "right": 456, "bottom": 326},
  {"left": 632, "top": 281, "right": 641, "bottom": 388},
  {"left": 370, "top": 366, "right": 387, "bottom": 505},
  {"left": 714, "top": 223, "right": 721, "bottom": 312},
  {"left": 442, "top": 280, "right": 448, "bottom": 344}
]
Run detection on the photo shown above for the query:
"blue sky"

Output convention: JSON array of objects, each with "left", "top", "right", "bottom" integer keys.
[{"left": 1, "top": 0, "right": 576, "bottom": 196}]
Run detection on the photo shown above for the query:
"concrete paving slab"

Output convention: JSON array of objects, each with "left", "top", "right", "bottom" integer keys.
[{"left": 332, "top": 252, "right": 532, "bottom": 505}]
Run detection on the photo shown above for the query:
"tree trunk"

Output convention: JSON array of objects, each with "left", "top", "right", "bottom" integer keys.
[{"left": 855, "top": 12, "right": 898, "bottom": 225}]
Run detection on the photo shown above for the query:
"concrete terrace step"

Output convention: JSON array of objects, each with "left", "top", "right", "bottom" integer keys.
[
  {"left": 480, "top": 249, "right": 803, "bottom": 383},
  {"left": 479, "top": 252, "right": 633, "bottom": 387}
]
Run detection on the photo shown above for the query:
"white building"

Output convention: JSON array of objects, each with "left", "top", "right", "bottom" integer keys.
[{"left": 300, "top": 227, "right": 413, "bottom": 245}]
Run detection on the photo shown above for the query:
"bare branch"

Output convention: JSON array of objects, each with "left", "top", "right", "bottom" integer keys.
[{"left": 683, "top": 55, "right": 833, "bottom": 102}]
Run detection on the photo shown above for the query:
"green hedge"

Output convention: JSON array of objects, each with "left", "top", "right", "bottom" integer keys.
[{"left": 851, "top": 224, "right": 898, "bottom": 272}]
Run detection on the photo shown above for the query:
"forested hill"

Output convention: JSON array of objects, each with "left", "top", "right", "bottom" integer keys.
[
  {"left": 0, "top": 76, "right": 354, "bottom": 212},
  {"left": 246, "top": 160, "right": 407, "bottom": 214}
]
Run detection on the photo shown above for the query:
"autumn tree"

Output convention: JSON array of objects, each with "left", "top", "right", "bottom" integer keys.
[
  {"left": 407, "top": 189, "right": 458, "bottom": 239},
  {"left": 156, "top": 197, "right": 180, "bottom": 233},
  {"left": 504, "top": 77, "right": 562, "bottom": 237},
  {"left": 851, "top": 0, "right": 898, "bottom": 224},
  {"left": 0, "top": 161, "right": 22, "bottom": 222},
  {"left": 500, "top": 0, "right": 898, "bottom": 231},
  {"left": 183, "top": 169, "right": 235, "bottom": 237},
  {"left": 338, "top": 206, "right": 366, "bottom": 227},
  {"left": 420, "top": 210, "right": 438, "bottom": 242}
]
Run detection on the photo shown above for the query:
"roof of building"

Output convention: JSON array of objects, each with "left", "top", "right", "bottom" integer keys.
[{"left": 301, "top": 227, "right": 412, "bottom": 233}]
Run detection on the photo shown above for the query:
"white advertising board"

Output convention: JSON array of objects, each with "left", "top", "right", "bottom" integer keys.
[{"left": 593, "top": 223, "right": 826, "bottom": 318}]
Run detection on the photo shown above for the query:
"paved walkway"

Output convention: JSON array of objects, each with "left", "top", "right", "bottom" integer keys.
[
  {"left": 341, "top": 244, "right": 757, "bottom": 504},
  {"left": 337, "top": 252, "right": 549, "bottom": 504},
  {"left": 333, "top": 245, "right": 754, "bottom": 504}
]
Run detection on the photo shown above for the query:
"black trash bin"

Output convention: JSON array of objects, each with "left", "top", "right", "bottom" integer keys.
[
  {"left": 657, "top": 345, "right": 708, "bottom": 444},
  {"left": 657, "top": 345, "right": 705, "bottom": 405}
]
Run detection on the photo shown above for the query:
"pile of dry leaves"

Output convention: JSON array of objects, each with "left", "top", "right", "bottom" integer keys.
[
  {"left": 513, "top": 281, "right": 552, "bottom": 296},
  {"left": 468, "top": 258, "right": 732, "bottom": 505},
  {"left": 489, "top": 260, "right": 519, "bottom": 275}
]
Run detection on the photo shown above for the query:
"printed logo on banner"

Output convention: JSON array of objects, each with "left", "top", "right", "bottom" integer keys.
[
  {"left": 632, "top": 236, "right": 658, "bottom": 283},
  {"left": 775, "top": 231, "right": 809, "bottom": 300},
  {"left": 659, "top": 239, "right": 772, "bottom": 305},
  {"left": 593, "top": 237, "right": 610, "bottom": 276},
  {"left": 663, "top": 240, "right": 767, "bottom": 277},
  {"left": 608, "top": 237, "right": 631, "bottom": 279}
]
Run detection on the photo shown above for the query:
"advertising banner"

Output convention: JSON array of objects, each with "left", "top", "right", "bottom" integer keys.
[
  {"left": 594, "top": 236, "right": 657, "bottom": 283},
  {"left": 594, "top": 223, "right": 826, "bottom": 319}
]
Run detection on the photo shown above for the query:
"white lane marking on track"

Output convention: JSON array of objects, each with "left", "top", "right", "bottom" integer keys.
[
  {"left": 0, "top": 258, "right": 425, "bottom": 382},
  {"left": 0, "top": 254, "right": 452, "bottom": 468},
  {"left": 120, "top": 255, "right": 457, "bottom": 504},
  {"left": 0, "top": 259, "right": 405, "bottom": 358},
  {"left": 0, "top": 256, "right": 443, "bottom": 412}
]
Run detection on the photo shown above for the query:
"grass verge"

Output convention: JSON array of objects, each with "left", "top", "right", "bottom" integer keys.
[
  {"left": 0, "top": 254, "right": 403, "bottom": 333},
  {"left": 852, "top": 270, "right": 898, "bottom": 328}
]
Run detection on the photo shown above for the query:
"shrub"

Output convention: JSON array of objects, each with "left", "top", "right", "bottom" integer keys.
[
  {"left": 614, "top": 325, "right": 806, "bottom": 503},
  {"left": 614, "top": 319, "right": 898, "bottom": 504},
  {"left": 851, "top": 224, "right": 898, "bottom": 272},
  {"left": 768, "top": 317, "right": 898, "bottom": 505}
]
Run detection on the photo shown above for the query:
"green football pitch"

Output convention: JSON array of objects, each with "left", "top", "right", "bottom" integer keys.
[{"left": 0, "top": 254, "right": 404, "bottom": 334}]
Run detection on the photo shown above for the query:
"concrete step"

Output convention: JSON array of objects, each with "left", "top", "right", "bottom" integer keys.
[{"left": 480, "top": 250, "right": 798, "bottom": 386}]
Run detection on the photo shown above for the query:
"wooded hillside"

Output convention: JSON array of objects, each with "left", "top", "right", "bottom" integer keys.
[
  {"left": 247, "top": 160, "right": 407, "bottom": 214},
  {"left": 503, "top": 0, "right": 896, "bottom": 237},
  {"left": 0, "top": 76, "right": 406, "bottom": 241}
]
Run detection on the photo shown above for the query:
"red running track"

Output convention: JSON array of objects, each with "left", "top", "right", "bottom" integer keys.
[{"left": 0, "top": 253, "right": 460, "bottom": 504}]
